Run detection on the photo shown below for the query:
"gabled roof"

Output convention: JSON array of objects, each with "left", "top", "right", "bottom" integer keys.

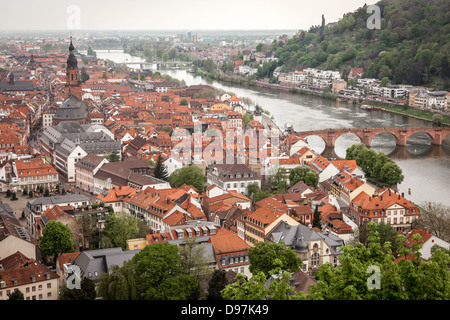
[
  {"left": 405, "top": 228, "right": 432, "bottom": 248},
  {"left": 0, "top": 252, "right": 59, "bottom": 289},
  {"left": 209, "top": 228, "right": 250, "bottom": 255}
]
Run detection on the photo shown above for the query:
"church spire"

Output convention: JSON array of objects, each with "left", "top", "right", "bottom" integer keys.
[
  {"left": 69, "top": 36, "right": 75, "bottom": 52},
  {"left": 67, "top": 36, "right": 78, "bottom": 70},
  {"left": 65, "top": 36, "right": 81, "bottom": 100}
]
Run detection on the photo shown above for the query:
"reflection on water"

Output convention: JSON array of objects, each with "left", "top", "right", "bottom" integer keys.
[{"left": 158, "top": 68, "right": 450, "bottom": 206}]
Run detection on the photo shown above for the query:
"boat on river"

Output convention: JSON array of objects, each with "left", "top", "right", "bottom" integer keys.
[{"left": 360, "top": 104, "right": 381, "bottom": 110}]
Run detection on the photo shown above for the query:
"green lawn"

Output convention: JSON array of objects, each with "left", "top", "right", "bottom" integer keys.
[{"left": 371, "top": 104, "right": 450, "bottom": 126}]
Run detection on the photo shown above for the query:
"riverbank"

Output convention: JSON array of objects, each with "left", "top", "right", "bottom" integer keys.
[
  {"left": 370, "top": 104, "right": 450, "bottom": 127},
  {"left": 192, "top": 68, "right": 450, "bottom": 128}
]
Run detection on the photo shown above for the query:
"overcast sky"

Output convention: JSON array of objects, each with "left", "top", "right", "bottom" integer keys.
[{"left": 1, "top": 0, "right": 373, "bottom": 31}]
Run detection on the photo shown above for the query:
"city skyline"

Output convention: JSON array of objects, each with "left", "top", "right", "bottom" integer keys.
[{"left": 0, "top": 0, "right": 372, "bottom": 31}]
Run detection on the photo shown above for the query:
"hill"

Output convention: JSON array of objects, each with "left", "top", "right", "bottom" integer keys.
[{"left": 265, "top": 0, "right": 449, "bottom": 90}]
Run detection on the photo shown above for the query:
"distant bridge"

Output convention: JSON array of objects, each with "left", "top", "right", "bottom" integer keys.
[{"left": 294, "top": 126, "right": 450, "bottom": 148}]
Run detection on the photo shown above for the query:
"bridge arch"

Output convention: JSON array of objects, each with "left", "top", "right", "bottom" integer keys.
[
  {"left": 303, "top": 135, "right": 327, "bottom": 154},
  {"left": 370, "top": 131, "right": 400, "bottom": 148},
  {"left": 443, "top": 132, "right": 450, "bottom": 144},
  {"left": 333, "top": 132, "right": 364, "bottom": 154},
  {"left": 405, "top": 131, "right": 433, "bottom": 146}
]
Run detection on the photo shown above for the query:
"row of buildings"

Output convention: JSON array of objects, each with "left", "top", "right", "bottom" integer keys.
[{"left": 1, "top": 38, "right": 448, "bottom": 301}]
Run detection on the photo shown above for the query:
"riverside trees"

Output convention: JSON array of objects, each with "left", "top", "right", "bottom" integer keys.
[{"left": 346, "top": 143, "right": 404, "bottom": 185}]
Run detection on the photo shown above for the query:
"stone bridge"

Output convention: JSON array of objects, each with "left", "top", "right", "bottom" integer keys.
[{"left": 294, "top": 126, "right": 450, "bottom": 148}]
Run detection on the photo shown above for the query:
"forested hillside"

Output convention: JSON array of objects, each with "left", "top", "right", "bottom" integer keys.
[{"left": 268, "top": 0, "right": 449, "bottom": 90}]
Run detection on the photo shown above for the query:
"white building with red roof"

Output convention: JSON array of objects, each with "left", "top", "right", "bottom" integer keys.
[
  {"left": 0, "top": 251, "right": 60, "bottom": 300},
  {"left": 404, "top": 228, "right": 450, "bottom": 260}
]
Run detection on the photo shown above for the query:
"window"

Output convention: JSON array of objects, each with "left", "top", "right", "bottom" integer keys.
[
  {"left": 47, "top": 283, "right": 51, "bottom": 289},
  {"left": 311, "top": 253, "right": 319, "bottom": 269}
]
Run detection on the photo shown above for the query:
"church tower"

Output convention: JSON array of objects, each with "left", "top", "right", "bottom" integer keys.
[{"left": 64, "top": 37, "right": 82, "bottom": 100}]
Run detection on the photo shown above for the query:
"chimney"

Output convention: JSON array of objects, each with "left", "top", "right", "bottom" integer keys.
[{"left": 401, "top": 192, "right": 404, "bottom": 198}]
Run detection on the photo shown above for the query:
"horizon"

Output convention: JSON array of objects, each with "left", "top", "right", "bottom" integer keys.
[{"left": 0, "top": 0, "right": 372, "bottom": 32}]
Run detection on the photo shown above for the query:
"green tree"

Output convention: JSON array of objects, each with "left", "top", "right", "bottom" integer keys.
[
  {"left": 8, "top": 289, "right": 24, "bottom": 300},
  {"left": 346, "top": 144, "right": 403, "bottom": 185},
  {"left": 308, "top": 222, "right": 450, "bottom": 300},
  {"left": 432, "top": 114, "right": 443, "bottom": 127},
  {"left": 98, "top": 262, "right": 137, "bottom": 300},
  {"left": 40, "top": 220, "right": 75, "bottom": 264},
  {"left": 132, "top": 243, "right": 199, "bottom": 300},
  {"left": 168, "top": 48, "right": 177, "bottom": 60},
  {"left": 289, "top": 166, "right": 318, "bottom": 188},
  {"left": 87, "top": 46, "right": 96, "bottom": 57},
  {"left": 104, "top": 151, "right": 120, "bottom": 162},
  {"left": 60, "top": 277, "right": 97, "bottom": 300},
  {"left": 379, "top": 161, "right": 404, "bottom": 185},
  {"left": 153, "top": 154, "right": 169, "bottom": 181},
  {"left": 221, "top": 263, "right": 306, "bottom": 300},
  {"left": 269, "top": 167, "right": 289, "bottom": 193},
  {"left": 248, "top": 241, "right": 302, "bottom": 277},
  {"left": 80, "top": 67, "right": 90, "bottom": 83},
  {"left": 169, "top": 166, "right": 205, "bottom": 193},
  {"left": 179, "top": 237, "right": 212, "bottom": 299},
  {"left": 246, "top": 182, "right": 272, "bottom": 203},
  {"left": 242, "top": 113, "right": 254, "bottom": 126},
  {"left": 207, "top": 269, "right": 229, "bottom": 300},
  {"left": 312, "top": 206, "right": 321, "bottom": 229},
  {"left": 358, "top": 221, "right": 401, "bottom": 254},
  {"left": 102, "top": 212, "right": 139, "bottom": 250}
]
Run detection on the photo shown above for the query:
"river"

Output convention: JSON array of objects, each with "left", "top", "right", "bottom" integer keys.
[{"left": 150, "top": 67, "right": 450, "bottom": 207}]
